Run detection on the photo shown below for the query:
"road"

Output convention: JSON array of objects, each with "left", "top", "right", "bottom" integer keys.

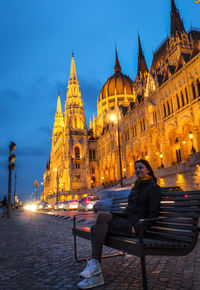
[{"left": 1, "top": 210, "right": 200, "bottom": 289}]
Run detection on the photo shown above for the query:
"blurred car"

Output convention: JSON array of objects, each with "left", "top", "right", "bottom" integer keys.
[
  {"left": 64, "top": 200, "right": 79, "bottom": 211},
  {"left": 38, "top": 201, "right": 53, "bottom": 210},
  {"left": 161, "top": 186, "right": 183, "bottom": 193},
  {"left": 93, "top": 187, "right": 131, "bottom": 212},
  {"left": 54, "top": 202, "right": 65, "bottom": 210},
  {"left": 78, "top": 196, "right": 100, "bottom": 211},
  {"left": 93, "top": 186, "right": 184, "bottom": 212}
]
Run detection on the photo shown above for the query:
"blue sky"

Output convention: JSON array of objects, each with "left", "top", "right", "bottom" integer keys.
[{"left": 0, "top": 0, "right": 199, "bottom": 202}]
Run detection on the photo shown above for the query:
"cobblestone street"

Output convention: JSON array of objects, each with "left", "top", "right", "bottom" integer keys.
[{"left": 0, "top": 211, "right": 200, "bottom": 290}]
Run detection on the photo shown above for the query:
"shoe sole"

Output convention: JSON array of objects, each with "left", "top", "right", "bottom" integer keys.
[
  {"left": 80, "top": 270, "right": 102, "bottom": 279},
  {"left": 78, "top": 280, "right": 104, "bottom": 289}
]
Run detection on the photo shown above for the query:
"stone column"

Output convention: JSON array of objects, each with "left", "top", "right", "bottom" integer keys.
[{"left": 194, "top": 126, "right": 200, "bottom": 152}]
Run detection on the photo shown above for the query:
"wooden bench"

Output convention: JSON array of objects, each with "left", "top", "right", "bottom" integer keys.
[{"left": 72, "top": 190, "right": 200, "bottom": 290}]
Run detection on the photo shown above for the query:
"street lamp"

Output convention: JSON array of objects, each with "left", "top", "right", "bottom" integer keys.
[
  {"left": 54, "top": 168, "right": 59, "bottom": 204},
  {"left": 109, "top": 110, "right": 123, "bottom": 187},
  {"left": 160, "top": 152, "right": 164, "bottom": 168},
  {"left": 189, "top": 131, "right": 196, "bottom": 154}
]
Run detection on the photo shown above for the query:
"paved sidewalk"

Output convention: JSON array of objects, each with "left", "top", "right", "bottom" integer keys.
[{"left": 0, "top": 211, "right": 200, "bottom": 290}]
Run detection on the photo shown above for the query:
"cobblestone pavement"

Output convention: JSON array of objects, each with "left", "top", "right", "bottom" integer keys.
[{"left": 0, "top": 211, "right": 200, "bottom": 290}]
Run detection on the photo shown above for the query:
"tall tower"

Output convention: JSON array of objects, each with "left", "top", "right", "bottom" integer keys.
[
  {"left": 63, "top": 53, "right": 90, "bottom": 191},
  {"left": 170, "top": 0, "right": 185, "bottom": 37}
]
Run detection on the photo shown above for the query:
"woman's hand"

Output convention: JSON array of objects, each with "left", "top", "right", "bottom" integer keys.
[{"left": 132, "top": 226, "right": 135, "bottom": 234}]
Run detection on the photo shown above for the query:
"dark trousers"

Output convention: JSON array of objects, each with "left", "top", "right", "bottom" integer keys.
[{"left": 91, "top": 212, "right": 113, "bottom": 263}]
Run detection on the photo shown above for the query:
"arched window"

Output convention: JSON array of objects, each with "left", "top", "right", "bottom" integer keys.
[
  {"left": 74, "top": 116, "right": 78, "bottom": 128},
  {"left": 167, "top": 101, "right": 170, "bottom": 115},
  {"left": 191, "top": 82, "right": 196, "bottom": 100},
  {"left": 170, "top": 98, "right": 174, "bottom": 113},
  {"left": 75, "top": 147, "right": 80, "bottom": 159},
  {"left": 185, "top": 87, "right": 189, "bottom": 104},
  {"left": 180, "top": 91, "right": 185, "bottom": 107},
  {"left": 163, "top": 104, "right": 166, "bottom": 118},
  {"left": 176, "top": 94, "right": 180, "bottom": 109},
  {"left": 197, "top": 78, "right": 200, "bottom": 97}
]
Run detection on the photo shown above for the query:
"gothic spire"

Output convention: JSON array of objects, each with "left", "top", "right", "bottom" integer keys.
[
  {"left": 137, "top": 34, "right": 148, "bottom": 78},
  {"left": 68, "top": 52, "right": 78, "bottom": 85},
  {"left": 170, "top": 0, "right": 185, "bottom": 37},
  {"left": 54, "top": 93, "right": 64, "bottom": 129},
  {"left": 114, "top": 46, "right": 121, "bottom": 74},
  {"left": 56, "top": 92, "right": 62, "bottom": 114}
]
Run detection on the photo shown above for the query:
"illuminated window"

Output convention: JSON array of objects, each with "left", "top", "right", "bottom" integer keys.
[
  {"left": 75, "top": 147, "right": 80, "bottom": 159},
  {"left": 191, "top": 82, "right": 196, "bottom": 100}
]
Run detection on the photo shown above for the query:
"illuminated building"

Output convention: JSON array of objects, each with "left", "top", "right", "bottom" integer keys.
[{"left": 43, "top": 0, "right": 200, "bottom": 202}]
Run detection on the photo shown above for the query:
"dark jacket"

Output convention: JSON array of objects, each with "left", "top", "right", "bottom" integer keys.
[
  {"left": 108, "top": 178, "right": 161, "bottom": 236},
  {"left": 124, "top": 178, "right": 161, "bottom": 233}
]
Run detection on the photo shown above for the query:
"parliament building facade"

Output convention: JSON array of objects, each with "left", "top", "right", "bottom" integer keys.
[{"left": 42, "top": 0, "right": 200, "bottom": 202}]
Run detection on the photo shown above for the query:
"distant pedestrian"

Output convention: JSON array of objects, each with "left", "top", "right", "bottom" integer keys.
[{"left": 2, "top": 195, "right": 7, "bottom": 217}]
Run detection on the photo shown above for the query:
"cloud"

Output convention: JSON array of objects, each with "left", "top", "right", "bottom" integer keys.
[{"left": 0, "top": 89, "right": 22, "bottom": 101}]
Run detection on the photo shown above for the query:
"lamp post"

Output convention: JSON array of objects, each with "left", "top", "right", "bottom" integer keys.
[
  {"left": 189, "top": 131, "right": 196, "bottom": 154},
  {"left": 110, "top": 111, "right": 123, "bottom": 187},
  {"left": 160, "top": 153, "right": 164, "bottom": 168},
  {"left": 33, "top": 179, "right": 39, "bottom": 201},
  {"left": 14, "top": 172, "right": 17, "bottom": 209},
  {"left": 54, "top": 168, "right": 59, "bottom": 204}
]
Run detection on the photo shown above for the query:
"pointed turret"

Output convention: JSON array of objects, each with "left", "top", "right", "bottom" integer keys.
[
  {"left": 68, "top": 52, "right": 78, "bottom": 86},
  {"left": 66, "top": 53, "right": 81, "bottom": 103},
  {"left": 137, "top": 34, "right": 148, "bottom": 78},
  {"left": 114, "top": 47, "right": 121, "bottom": 74},
  {"left": 54, "top": 93, "right": 64, "bottom": 130},
  {"left": 170, "top": 0, "right": 185, "bottom": 37}
]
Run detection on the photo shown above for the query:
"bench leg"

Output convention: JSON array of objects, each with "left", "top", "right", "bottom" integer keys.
[{"left": 140, "top": 256, "right": 148, "bottom": 290}]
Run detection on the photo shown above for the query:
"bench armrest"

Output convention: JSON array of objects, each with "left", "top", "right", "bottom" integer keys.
[
  {"left": 73, "top": 213, "right": 96, "bottom": 228},
  {"left": 137, "top": 218, "right": 159, "bottom": 244}
]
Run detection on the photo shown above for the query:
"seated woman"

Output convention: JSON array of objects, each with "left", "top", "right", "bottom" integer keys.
[{"left": 77, "top": 159, "right": 161, "bottom": 289}]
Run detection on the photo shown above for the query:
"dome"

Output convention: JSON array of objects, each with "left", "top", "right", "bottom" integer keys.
[
  {"left": 100, "top": 72, "right": 135, "bottom": 100},
  {"left": 99, "top": 50, "right": 135, "bottom": 101}
]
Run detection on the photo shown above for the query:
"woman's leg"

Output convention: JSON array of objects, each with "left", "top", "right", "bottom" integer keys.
[{"left": 91, "top": 212, "right": 113, "bottom": 263}]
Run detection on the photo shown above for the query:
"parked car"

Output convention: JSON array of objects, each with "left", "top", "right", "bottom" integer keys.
[
  {"left": 54, "top": 202, "right": 65, "bottom": 210},
  {"left": 78, "top": 196, "right": 100, "bottom": 211},
  {"left": 64, "top": 200, "right": 79, "bottom": 211},
  {"left": 38, "top": 201, "right": 53, "bottom": 210}
]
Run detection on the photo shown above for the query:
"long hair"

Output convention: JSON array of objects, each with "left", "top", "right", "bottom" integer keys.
[{"left": 135, "top": 159, "right": 157, "bottom": 183}]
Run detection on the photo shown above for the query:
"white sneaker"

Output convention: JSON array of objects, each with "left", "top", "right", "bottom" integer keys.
[
  {"left": 80, "top": 259, "right": 101, "bottom": 278},
  {"left": 77, "top": 273, "right": 104, "bottom": 289}
]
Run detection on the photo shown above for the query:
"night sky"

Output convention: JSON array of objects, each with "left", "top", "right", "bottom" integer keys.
[{"left": 0, "top": 0, "right": 199, "bottom": 202}]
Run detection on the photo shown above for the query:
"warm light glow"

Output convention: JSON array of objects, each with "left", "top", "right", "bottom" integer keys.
[
  {"left": 54, "top": 168, "right": 57, "bottom": 172},
  {"left": 160, "top": 153, "right": 163, "bottom": 159},
  {"left": 101, "top": 176, "right": 104, "bottom": 180},
  {"left": 182, "top": 140, "right": 186, "bottom": 144},
  {"left": 129, "top": 162, "right": 132, "bottom": 166},
  {"left": 156, "top": 152, "right": 159, "bottom": 155},
  {"left": 24, "top": 203, "right": 37, "bottom": 212},
  {"left": 145, "top": 155, "right": 149, "bottom": 159},
  {"left": 123, "top": 168, "right": 126, "bottom": 172},
  {"left": 189, "top": 131, "right": 194, "bottom": 140},
  {"left": 110, "top": 114, "right": 117, "bottom": 122}
]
